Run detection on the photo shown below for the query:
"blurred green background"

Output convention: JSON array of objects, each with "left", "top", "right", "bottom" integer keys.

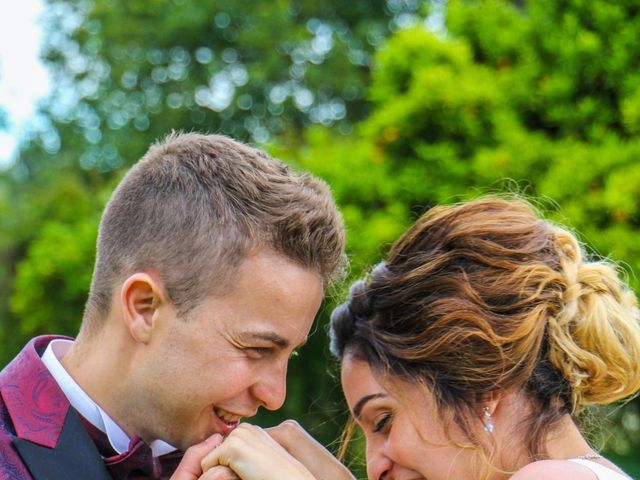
[{"left": 1, "top": 0, "right": 640, "bottom": 477}]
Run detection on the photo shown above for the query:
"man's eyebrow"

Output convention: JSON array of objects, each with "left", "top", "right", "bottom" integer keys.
[
  {"left": 353, "top": 393, "right": 387, "bottom": 419},
  {"left": 240, "top": 331, "right": 307, "bottom": 350}
]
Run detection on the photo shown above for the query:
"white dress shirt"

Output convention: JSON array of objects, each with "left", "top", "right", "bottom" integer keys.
[{"left": 41, "top": 339, "right": 176, "bottom": 457}]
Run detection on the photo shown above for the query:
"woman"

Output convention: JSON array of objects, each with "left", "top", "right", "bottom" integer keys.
[{"left": 200, "top": 197, "right": 640, "bottom": 480}]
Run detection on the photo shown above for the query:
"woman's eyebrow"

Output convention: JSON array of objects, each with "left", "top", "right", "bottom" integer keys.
[{"left": 353, "top": 393, "right": 387, "bottom": 419}]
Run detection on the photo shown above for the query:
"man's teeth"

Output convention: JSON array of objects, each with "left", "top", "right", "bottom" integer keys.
[{"left": 214, "top": 408, "right": 240, "bottom": 424}]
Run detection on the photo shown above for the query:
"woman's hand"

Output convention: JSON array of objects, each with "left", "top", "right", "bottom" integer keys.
[
  {"left": 169, "top": 434, "right": 239, "bottom": 480},
  {"left": 200, "top": 423, "right": 317, "bottom": 480},
  {"left": 267, "top": 420, "right": 356, "bottom": 480}
]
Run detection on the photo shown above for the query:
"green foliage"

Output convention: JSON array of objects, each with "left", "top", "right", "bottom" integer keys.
[
  {"left": 10, "top": 213, "right": 98, "bottom": 338},
  {"left": 0, "top": 169, "right": 108, "bottom": 361},
  {"left": 30, "top": 0, "right": 420, "bottom": 173}
]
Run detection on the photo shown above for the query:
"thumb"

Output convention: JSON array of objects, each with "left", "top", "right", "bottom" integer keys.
[{"left": 170, "top": 434, "right": 224, "bottom": 480}]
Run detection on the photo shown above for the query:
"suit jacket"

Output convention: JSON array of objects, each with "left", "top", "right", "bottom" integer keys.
[{"left": 0, "top": 336, "right": 111, "bottom": 480}]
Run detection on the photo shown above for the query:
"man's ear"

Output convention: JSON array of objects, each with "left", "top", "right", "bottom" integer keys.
[{"left": 120, "top": 272, "right": 168, "bottom": 344}]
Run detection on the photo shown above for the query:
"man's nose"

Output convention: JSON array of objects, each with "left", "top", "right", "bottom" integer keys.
[{"left": 252, "top": 361, "right": 288, "bottom": 411}]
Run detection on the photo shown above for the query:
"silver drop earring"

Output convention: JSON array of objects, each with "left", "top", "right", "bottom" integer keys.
[{"left": 482, "top": 407, "right": 494, "bottom": 433}]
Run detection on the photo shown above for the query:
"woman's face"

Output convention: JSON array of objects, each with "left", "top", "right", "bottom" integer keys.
[{"left": 341, "top": 354, "right": 481, "bottom": 480}]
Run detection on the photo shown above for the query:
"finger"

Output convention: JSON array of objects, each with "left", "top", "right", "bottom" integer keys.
[
  {"left": 201, "top": 425, "right": 255, "bottom": 472},
  {"left": 267, "top": 419, "right": 322, "bottom": 455},
  {"left": 266, "top": 421, "right": 356, "bottom": 480},
  {"left": 200, "top": 437, "right": 228, "bottom": 472},
  {"left": 199, "top": 465, "right": 242, "bottom": 480},
  {"left": 170, "top": 434, "right": 224, "bottom": 480},
  {"left": 266, "top": 419, "right": 302, "bottom": 450}
]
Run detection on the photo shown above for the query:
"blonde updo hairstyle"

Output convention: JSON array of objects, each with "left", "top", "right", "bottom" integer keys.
[{"left": 330, "top": 196, "right": 640, "bottom": 460}]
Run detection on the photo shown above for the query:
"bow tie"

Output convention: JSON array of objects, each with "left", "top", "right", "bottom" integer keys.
[{"left": 80, "top": 416, "right": 184, "bottom": 479}]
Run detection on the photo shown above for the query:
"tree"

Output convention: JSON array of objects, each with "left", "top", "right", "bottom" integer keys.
[{"left": 20, "top": 0, "right": 422, "bottom": 174}]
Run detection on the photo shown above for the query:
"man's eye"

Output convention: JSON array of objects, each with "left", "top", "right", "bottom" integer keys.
[
  {"left": 372, "top": 413, "right": 392, "bottom": 433},
  {"left": 245, "top": 347, "right": 272, "bottom": 358}
]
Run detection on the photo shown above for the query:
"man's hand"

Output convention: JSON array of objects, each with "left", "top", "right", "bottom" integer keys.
[{"left": 170, "top": 434, "right": 239, "bottom": 480}]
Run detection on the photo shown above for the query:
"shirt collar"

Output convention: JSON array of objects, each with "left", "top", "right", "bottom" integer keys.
[{"left": 41, "top": 339, "right": 176, "bottom": 457}]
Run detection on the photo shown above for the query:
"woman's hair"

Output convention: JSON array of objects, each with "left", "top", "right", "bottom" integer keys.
[{"left": 330, "top": 196, "right": 640, "bottom": 459}]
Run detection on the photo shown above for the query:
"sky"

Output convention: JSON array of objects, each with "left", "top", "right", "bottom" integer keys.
[{"left": 0, "top": 0, "right": 50, "bottom": 166}]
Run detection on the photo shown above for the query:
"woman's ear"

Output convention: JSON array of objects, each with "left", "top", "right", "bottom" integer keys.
[
  {"left": 477, "top": 392, "right": 503, "bottom": 434},
  {"left": 120, "top": 271, "right": 168, "bottom": 344}
]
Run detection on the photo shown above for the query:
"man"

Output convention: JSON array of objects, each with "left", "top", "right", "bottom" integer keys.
[{"left": 0, "top": 133, "right": 345, "bottom": 479}]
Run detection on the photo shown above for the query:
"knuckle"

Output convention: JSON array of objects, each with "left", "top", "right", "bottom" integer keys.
[{"left": 280, "top": 419, "right": 302, "bottom": 431}]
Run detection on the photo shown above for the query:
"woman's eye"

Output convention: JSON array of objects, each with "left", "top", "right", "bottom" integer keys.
[{"left": 372, "top": 413, "right": 392, "bottom": 433}]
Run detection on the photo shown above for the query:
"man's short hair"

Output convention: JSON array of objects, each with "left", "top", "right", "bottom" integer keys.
[{"left": 84, "top": 132, "right": 345, "bottom": 331}]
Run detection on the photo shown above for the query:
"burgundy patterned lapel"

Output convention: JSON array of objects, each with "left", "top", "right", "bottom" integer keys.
[
  {"left": 0, "top": 336, "right": 110, "bottom": 479},
  {"left": 0, "top": 336, "right": 71, "bottom": 449}
]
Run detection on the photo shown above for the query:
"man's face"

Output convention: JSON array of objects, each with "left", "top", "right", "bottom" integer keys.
[{"left": 133, "top": 249, "right": 324, "bottom": 449}]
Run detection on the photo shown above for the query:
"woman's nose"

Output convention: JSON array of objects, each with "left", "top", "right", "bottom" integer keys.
[{"left": 367, "top": 446, "right": 393, "bottom": 480}]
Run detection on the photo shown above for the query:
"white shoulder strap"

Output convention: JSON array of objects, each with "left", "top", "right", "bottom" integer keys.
[{"left": 567, "top": 459, "right": 630, "bottom": 480}]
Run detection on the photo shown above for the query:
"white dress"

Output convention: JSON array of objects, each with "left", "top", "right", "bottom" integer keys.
[{"left": 568, "top": 459, "right": 630, "bottom": 480}]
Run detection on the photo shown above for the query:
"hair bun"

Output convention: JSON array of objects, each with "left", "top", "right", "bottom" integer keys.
[{"left": 547, "top": 228, "right": 640, "bottom": 409}]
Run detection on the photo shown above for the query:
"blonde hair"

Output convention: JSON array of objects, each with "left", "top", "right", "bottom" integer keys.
[
  {"left": 548, "top": 227, "right": 640, "bottom": 408},
  {"left": 331, "top": 196, "right": 640, "bottom": 462}
]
